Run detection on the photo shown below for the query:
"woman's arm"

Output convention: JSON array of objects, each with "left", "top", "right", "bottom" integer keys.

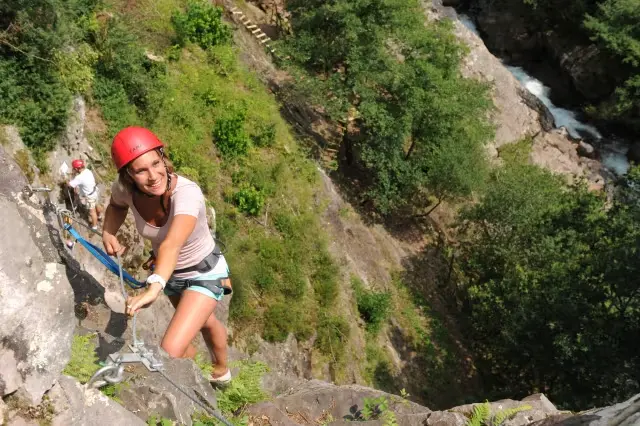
[
  {"left": 153, "top": 214, "right": 197, "bottom": 282},
  {"left": 102, "top": 198, "right": 128, "bottom": 255},
  {"left": 126, "top": 214, "right": 196, "bottom": 315}
]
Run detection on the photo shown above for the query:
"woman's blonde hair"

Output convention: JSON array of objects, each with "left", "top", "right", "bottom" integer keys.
[{"left": 117, "top": 148, "right": 175, "bottom": 194}]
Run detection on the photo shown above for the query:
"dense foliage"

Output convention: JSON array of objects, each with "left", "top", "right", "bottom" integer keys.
[
  {"left": 0, "top": 0, "right": 99, "bottom": 167},
  {"left": 283, "top": 0, "right": 494, "bottom": 214},
  {"left": 459, "top": 163, "right": 640, "bottom": 409}
]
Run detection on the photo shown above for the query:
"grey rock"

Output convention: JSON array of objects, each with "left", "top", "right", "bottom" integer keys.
[
  {"left": 246, "top": 380, "right": 429, "bottom": 424},
  {"left": 49, "top": 375, "right": 146, "bottom": 426},
  {"left": 531, "top": 393, "right": 640, "bottom": 425},
  {"left": 577, "top": 141, "right": 596, "bottom": 158},
  {"left": 0, "top": 144, "right": 29, "bottom": 198},
  {"left": 451, "top": 393, "right": 559, "bottom": 426},
  {"left": 249, "top": 334, "right": 310, "bottom": 396},
  {"left": 425, "top": 411, "right": 468, "bottom": 426},
  {"left": 117, "top": 346, "right": 217, "bottom": 426},
  {"left": 0, "top": 196, "right": 75, "bottom": 404},
  {"left": 6, "top": 415, "right": 39, "bottom": 426}
]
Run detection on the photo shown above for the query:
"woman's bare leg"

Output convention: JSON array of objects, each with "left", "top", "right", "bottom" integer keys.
[
  {"left": 201, "top": 312, "right": 229, "bottom": 377},
  {"left": 167, "top": 295, "right": 197, "bottom": 359},
  {"left": 161, "top": 291, "right": 217, "bottom": 359}
]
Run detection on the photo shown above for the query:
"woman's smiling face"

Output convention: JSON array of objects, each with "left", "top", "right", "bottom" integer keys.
[{"left": 128, "top": 150, "right": 167, "bottom": 196}]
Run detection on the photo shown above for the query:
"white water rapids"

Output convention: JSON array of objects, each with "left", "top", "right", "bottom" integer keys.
[{"left": 458, "top": 14, "right": 630, "bottom": 176}]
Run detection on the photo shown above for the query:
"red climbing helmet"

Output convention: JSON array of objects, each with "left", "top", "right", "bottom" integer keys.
[
  {"left": 111, "top": 127, "right": 164, "bottom": 171},
  {"left": 71, "top": 159, "right": 85, "bottom": 169}
]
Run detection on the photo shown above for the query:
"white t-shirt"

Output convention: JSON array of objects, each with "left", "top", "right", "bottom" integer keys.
[{"left": 69, "top": 169, "right": 98, "bottom": 198}]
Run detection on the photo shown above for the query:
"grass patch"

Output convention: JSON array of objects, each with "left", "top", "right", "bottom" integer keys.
[
  {"left": 62, "top": 333, "right": 99, "bottom": 384},
  {"left": 497, "top": 137, "right": 533, "bottom": 166},
  {"left": 5, "top": 394, "right": 56, "bottom": 426},
  {"left": 216, "top": 361, "right": 269, "bottom": 414}
]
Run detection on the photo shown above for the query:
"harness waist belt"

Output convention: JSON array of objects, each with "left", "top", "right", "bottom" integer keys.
[
  {"left": 173, "top": 245, "right": 221, "bottom": 275},
  {"left": 166, "top": 278, "right": 232, "bottom": 296}
]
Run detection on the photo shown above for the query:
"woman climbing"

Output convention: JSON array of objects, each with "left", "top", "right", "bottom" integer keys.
[{"left": 101, "top": 126, "right": 232, "bottom": 385}]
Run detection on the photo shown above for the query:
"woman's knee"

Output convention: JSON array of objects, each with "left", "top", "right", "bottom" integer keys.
[{"left": 161, "top": 337, "right": 187, "bottom": 358}]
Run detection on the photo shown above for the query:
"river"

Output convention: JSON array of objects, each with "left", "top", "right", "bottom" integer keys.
[{"left": 458, "top": 14, "right": 630, "bottom": 176}]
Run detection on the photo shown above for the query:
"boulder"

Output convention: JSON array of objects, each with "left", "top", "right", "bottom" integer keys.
[
  {"left": 542, "top": 31, "right": 620, "bottom": 102},
  {"left": 116, "top": 346, "right": 218, "bottom": 426},
  {"left": 48, "top": 375, "right": 146, "bottom": 426},
  {"left": 474, "top": 0, "right": 540, "bottom": 60},
  {"left": 246, "top": 380, "right": 433, "bottom": 425},
  {"left": 531, "top": 393, "right": 640, "bottom": 425},
  {"left": 577, "top": 141, "right": 596, "bottom": 158},
  {"left": 451, "top": 393, "right": 560, "bottom": 426},
  {"left": 0, "top": 193, "right": 75, "bottom": 404},
  {"left": 530, "top": 129, "right": 604, "bottom": 188}
]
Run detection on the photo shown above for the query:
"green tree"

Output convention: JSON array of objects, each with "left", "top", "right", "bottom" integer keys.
[
  {"left": 459, "top": 163, "right": 640, "bottom": 409},
  {"left": 584, "top": 0, "right": 640, "bottom": 118},
  {"left": 284, "top": 0, "right": 494, "bottom": 215}
]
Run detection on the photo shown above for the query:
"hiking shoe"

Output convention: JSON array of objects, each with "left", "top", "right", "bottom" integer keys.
[{"left": 209, "top": 369, "right": 232, "bottom": 386}]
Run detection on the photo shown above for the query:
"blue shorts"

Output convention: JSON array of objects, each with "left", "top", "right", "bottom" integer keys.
[{"left": 164, "top": 255, "right": 230, "bottom": 301}]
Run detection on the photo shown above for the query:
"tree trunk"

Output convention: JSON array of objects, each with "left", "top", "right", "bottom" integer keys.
[
  {"left": 413, "top": 198, "right": 442, "bottom": 218},
  {"left": 405, "top": 138, "right": 416, "bottom": 160}
]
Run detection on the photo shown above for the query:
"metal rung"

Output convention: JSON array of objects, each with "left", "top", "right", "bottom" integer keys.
[
  {"left": 252, "top": 29, "right": 262, "bottom": 34},
  {"left": 256, "top": 33, "right": 268, "bottom": 38},
  {"left": 246, "top": 25, "right": 257, "bottom": 29},
  {"left": 260, "top": 38, "right": 270, "bottom": 44}
]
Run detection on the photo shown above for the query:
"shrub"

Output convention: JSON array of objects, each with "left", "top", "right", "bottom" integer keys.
[
  {"left": 263, "top": 301, "right": 312, "bottom": 342},
  {"left": 171, "top": 0, "right": 232, "bottom": 49},
  {"left": 55, "top": 43, "right": 99, "bottom": 94},
  {"left": 311, "top": 251, "right": 339, "bottom": 306},
  {"left": 212, "top": 108, "right": 251, "bottom": 157},
  {"left": 233, "top": 186, "right": 265, "bottom": 216},
  {"left": 216, "top": 361, "right": 269, "bottom": 414},
  {"left": 357, "top": 290, "right": 392, "bottom": 333},
  {"left": 251, "top": 123, "right": 276, "bottom": 148}
]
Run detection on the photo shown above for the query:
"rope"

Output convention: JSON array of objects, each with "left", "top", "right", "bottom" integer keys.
[
  {"left": 114, "top": 251, "right": 233, "bottom": 426},
  {"left": 64, "top": 224, "right": 146, "bottom": 289},
  {"left": 157, "top": 370, "right": 234, "bottom": 426}
]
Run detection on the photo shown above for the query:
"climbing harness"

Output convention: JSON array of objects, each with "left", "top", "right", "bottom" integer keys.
[{"left": 87, "top": 254, "right": 233, "bottom": 426}]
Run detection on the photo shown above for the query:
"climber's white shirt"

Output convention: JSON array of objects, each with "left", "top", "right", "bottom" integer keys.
[{"left": 69, "top": 169, "right": 98, "bottom": 199}]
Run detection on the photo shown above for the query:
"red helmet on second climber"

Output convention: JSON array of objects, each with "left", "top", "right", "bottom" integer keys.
[
  {"left": 72, "top": 159, "right": 85, "bottom": 169},
  {"left": 111, "top": 127, "right": 164, "bottom": 171}
]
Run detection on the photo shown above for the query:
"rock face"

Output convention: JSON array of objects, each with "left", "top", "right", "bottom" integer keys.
[
  {"left": 471, "top": 0, "right": 621, "bottom": 103},
  {"left": 245, "top": 381, "right": 565, "bottom": 426},
  {"left": 48, "top": 375, "right": 146, "bottom": 426},
  {"left": 532, "top": 393, "right": 640, "bottom": 425},
  {"left": 0, "top": 149, "right": 75, "bottom": 405},
  {"left": 529, "top": 129, "right": 605, "bottom": 189},
  {"left": 116, "top": 347, "right": 218, "bottom": 426}
]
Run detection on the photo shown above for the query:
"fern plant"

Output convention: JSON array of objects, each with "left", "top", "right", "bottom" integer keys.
[
  {"left": 361, "top": 396, "right": 398, "bottom": 426},
  {"left": 465, "top": 402, "right": 532, "bottom": 426}
]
